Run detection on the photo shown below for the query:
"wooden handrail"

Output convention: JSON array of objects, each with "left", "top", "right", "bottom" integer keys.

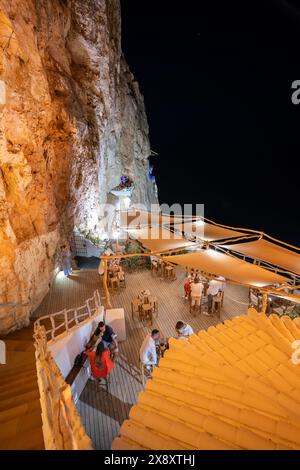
[{"left": 35, "top": 290, "right": 101, "bottom": 342}]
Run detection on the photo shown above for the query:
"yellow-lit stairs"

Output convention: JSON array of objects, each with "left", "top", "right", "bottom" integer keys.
[{"left": 0, "top": 324, "right": 44, "bottom": 450}]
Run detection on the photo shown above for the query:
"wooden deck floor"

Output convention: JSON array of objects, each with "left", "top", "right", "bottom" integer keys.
[{"left": 34, "top": 267, "right": 249, "bottom": 450}]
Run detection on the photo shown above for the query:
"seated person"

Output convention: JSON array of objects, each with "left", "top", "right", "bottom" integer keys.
[
  {"left": 139, "top": 329, "right": 160, "bottom": 374},
  {"left": 190, "top": 276, "right": 204, "bottom": 308},
  {"left": 92, "top": 321, "right": 118, "bottom": 361},
  {"left": 85, "top": 342, "right": 115, "bottom": 381},
  {"left": 175, "top": 321, "right": 194, "bottom": 339}
]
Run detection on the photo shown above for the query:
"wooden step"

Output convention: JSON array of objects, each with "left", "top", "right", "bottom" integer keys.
[
  {"left": 0, "top": 322, "right": 44, "bottom": 450},
  {"left": 0, "top": 423, "right": 44, "bottom": 450},
  {"left": 0, "top": 374, "right": 38, "bottom": 392},
  {"left": 3, "top": 339, "right": 35, "bottom": 352},
  {"left": 0, "top": 328, "right": 34, "bottom": 342},
  {"left": 0, "top": 389, "right": 40, "bottom": 412},
  {"left": 0, "top": 380, "right": 39, "bottom": 401},
  {"left": 0, "top": 400, "right": 41, "bottom": 424},
  {"left": 1, "top": 351, "right": 36, "bottom": 372},
  {"left": 0, "top": 408, "right": 42, "bottom": 442},
  {"left": 0, "top": 362, "right": 36, "bottom": 377},
  {"left": 0, "top": 367, "right": 36, "bottom": 385}
]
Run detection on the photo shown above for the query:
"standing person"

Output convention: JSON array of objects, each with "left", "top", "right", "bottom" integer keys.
[
  {"left": 139, "top": 329, "right": 160, "bottom": 374},
  {"left": 61, "top": 244, "right": 72, "bottom": 276},
  {"left": 183, "top": 275, "right": 193, "bottom": 300},
  {"left": 175, "top": 321, "right": 194, "bottom": 339},
  {"left": 85, "top": 342, "right": 115, "bottom": 381},
  {"left": 190, "top": 276, "right": 204, "bottom": 311}
]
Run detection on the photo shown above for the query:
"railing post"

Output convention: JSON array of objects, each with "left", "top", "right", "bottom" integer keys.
[
  {"left": 87, "top": 301, "right": 92, "bottom": 318},
  {"left": 96, "top": 290, "right": 101, "bottom": 308},
  {"left": 74, "top": 309, "right": 79, "bottom": 325},
  {"left": 64, "top": 309, "right": 69, "bottom": 331},
  {"left": 50, "top": 316, "right": 56, "bottom": 340}
]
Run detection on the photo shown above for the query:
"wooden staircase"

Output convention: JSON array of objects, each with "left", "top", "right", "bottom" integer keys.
[{"left": 0, "top": 324, "right": 45, "bottom": 450}]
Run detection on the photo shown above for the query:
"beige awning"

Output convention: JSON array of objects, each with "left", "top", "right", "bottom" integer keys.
[
  {"left": 127, "top": 226, "right": 196, "bottom": 252},
  {"left": 170, "top": 221, "right": 246, "bottom": 242},
  {"left": 164, "top": 250, "right": 288, "bottom": 287},
  {"left": 223, "top": 239, "right": 300, "bottom": 276}
]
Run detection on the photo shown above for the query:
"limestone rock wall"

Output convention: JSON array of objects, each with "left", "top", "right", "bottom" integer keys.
[{"left": 0, "top": 0, "right": 158, "bottom": 334}]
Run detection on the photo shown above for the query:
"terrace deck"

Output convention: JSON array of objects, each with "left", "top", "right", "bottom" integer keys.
[{"left": 34, "top": 267, "right": 249, "bottom": 449}]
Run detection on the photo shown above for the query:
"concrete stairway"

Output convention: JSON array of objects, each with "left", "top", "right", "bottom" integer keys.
[{"left": 0, "top": 324, "right": 45, "bottom": 450}]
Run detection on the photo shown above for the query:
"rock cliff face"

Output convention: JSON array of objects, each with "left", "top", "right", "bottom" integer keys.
[{"left": 0, "top": 0, "right": 158, "bottom": 334}]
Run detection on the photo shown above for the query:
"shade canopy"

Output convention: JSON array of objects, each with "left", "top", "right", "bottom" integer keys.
[
  {"left": 223, "top": 239, "right": 300, "bottom": 276},
  {"left": 164, "top": 250, "right": 288, "bottom": 287},
  {"left": 171, "top": 220, "right": 246, "bottom": 242},
  {"left": 127, "top": 226, "right": 195, "bottom": 252}
]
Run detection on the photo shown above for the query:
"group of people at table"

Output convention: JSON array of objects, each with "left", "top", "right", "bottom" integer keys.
[
  {"left": 184, "top": 273, "right": 225, "bottom": 314},
  {"left": 139, "top": 321, "right": 193, "bottom": 377},
  {"left": 82, "top": 318, "right": 195, "bottom": 383}
]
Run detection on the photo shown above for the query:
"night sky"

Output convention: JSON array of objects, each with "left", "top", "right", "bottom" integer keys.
[{"left": 121, "top": 0, "right": 300, "bottom": 246}]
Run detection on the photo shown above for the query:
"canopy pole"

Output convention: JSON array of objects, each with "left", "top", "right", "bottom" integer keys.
[{"left": 103, "top": 259, "right": 112, "bottom": 309}]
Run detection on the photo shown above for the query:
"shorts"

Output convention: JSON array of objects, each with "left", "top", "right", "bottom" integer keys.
[{"left": 191, "top": 296, "right": 201, "bottom": 306}]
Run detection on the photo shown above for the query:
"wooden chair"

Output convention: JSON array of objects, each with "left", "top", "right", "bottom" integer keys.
[
  {"left": 190, "top": 296, "right": 201, "bottom": 315},
  {"left": 199, "top": 295, "right": 209, "bottom": 315},
  {"left": 131, "top": 299, "right": 142, "bottom": 320},
  {"left": 110, "top": 276, "right": 119, "bottom": 290},
  {"left": 220, "top": 290, "right": 224, "bottom": 306},
  {"left": 151, "top": 261, "right": 158, "bottom": 275},
  {"left": 140, "top": 362, "right": 152, "bottom": 386},
  {"left": 212, "top": 295, "right": 222, "bottom": 319},
  {"left": 148, "top": 295, "right": 158, "bottom": 315},
  {"left": 118, "top": 272, "right": 126, "bottom": 288},
  {"left": 141, "top": 303, "right": 153, "bottom": 325},
  {"left": 165, "top": 266, "right": 176, "bottom": 281},
  {"left": 97, "top": 375, "right": 111, "bottom": 393}
]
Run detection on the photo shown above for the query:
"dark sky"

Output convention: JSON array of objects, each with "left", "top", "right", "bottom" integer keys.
[{"left": 121, "top": 0, "right": 300, "bottom": 246}]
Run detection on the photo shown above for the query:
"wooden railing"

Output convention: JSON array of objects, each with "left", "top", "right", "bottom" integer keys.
[
  {"left": 33, "top": 290, "right": 102, "bottom": 450},
  {"left": 35, "top": 290, "right": 101, "bottom": 342}
]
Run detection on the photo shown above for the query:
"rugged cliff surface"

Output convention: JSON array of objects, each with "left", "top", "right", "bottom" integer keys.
[{"left": 0, "top": 0, "right": 158, "bottom": 334}]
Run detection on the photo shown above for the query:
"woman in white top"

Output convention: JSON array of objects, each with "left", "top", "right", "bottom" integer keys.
[{"left": 190, "top": 276, "right": 204, "bottom": 308}]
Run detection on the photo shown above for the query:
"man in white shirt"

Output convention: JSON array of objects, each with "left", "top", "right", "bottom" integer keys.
[
  {"left": 190, "top": 276, "right": 204, "bottom": 310},
  {"left": 175, "top": 321, "right": 194, "bottom": 339},
  {"left": 139, "top": 329, "right": 160, "bottom": 371},
  {"left": 207, "top": 278, "right": 224, "bottom": 313}
]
